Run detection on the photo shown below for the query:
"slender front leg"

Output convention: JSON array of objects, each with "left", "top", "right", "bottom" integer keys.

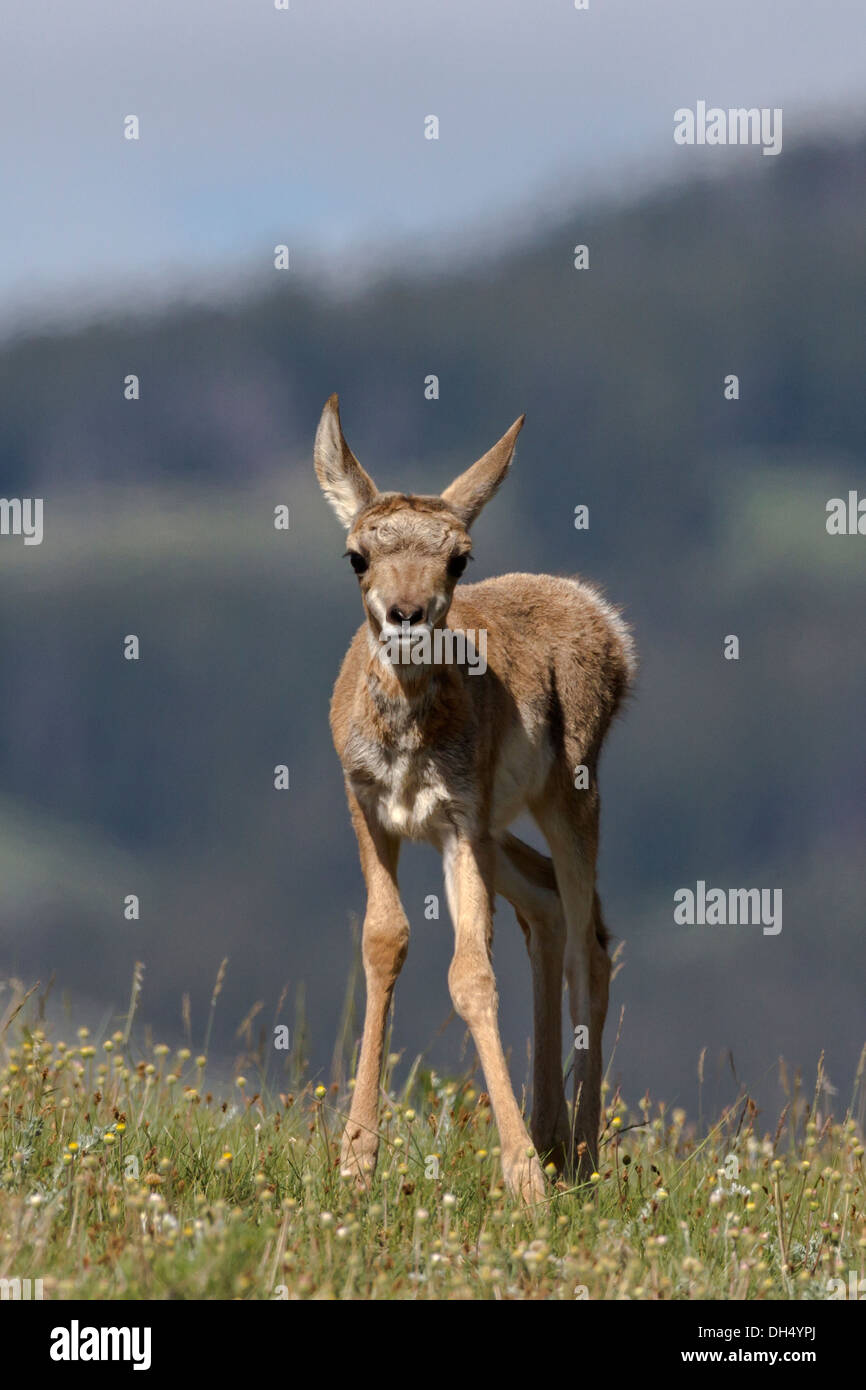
[
  {"left": 340, "top": 789, "right": 408, "bottom": 1187},
  {"left": 444, "top": 833, "right": 546, "bottom": 1204}
]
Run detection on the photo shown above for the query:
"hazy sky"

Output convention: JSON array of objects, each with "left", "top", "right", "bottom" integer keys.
[{"left": 2, "top": 0, "right": 864, "bottom": 323}]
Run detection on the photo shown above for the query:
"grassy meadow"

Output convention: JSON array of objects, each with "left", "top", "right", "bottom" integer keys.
[{"left": 1, "top": 974, "right": 864, "bottom": 1302}]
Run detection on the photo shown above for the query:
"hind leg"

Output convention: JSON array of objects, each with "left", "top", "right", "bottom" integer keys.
[
  {"left": 533, "top": 788, "right": 610, "bottom": 1179},
  {"left": 494, "top": 833, "right": 569, "bottom": 1169},
  {"left": 582, "top": 892, "right": 611, "bottom": 1170}
]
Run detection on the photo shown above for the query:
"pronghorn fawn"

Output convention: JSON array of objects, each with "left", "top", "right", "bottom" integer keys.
[{"left": 315, "top": 395, "right": 635, "bottom": 1202}]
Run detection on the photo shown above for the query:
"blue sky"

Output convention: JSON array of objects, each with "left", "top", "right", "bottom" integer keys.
[{"left": 1, "top": 0, "right": 864, "bottom": 325}]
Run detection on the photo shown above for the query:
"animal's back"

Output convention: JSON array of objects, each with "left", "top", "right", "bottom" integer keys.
[{"left": 450, "top": 572, "right": 636, "bottom": 734}]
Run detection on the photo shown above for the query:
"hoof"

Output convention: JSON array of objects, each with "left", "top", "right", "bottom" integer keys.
[
  {"left": 504, "top": 1152, "right": 547, "bottom": 1205},
  {"left": 340, "top": 1125, "right": 379, "bottom": 1189}
]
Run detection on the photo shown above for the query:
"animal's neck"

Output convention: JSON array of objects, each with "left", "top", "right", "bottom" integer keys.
[{"left": 363, "top": 631, "right": 459, "bottom": 744}]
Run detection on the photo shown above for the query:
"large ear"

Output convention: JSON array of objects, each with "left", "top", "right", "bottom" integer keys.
[
  {"left": 440, "top": 415, "right": 525, "bottom": 527},
  {"left": 314, "top": 394, "right": 379, "bottom": 528}
]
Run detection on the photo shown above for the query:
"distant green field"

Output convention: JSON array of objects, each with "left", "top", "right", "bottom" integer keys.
[{"left": 1, "top": 979, "right": 863, "bottom": 1301}]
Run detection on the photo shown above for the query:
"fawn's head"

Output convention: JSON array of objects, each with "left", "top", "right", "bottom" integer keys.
[{"left": 314, "top": 395, "right": 524, "bottom": 649}]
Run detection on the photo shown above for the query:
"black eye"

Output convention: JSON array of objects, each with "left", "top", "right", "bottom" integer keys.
[
  {"left": 447, "top": 553, "right": 469, "bottom": 579},
  {"left": 347, "top": 551, "right": 368, "bottom": 575}
]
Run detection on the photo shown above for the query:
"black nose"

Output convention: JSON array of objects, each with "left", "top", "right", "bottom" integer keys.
[{"left": 388, "top": 603, "right": 425, "bottom": 626}]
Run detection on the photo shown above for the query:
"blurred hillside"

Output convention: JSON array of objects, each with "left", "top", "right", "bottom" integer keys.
[{"left": 0, "top": 137, "right": 864, "bottom": 1117}]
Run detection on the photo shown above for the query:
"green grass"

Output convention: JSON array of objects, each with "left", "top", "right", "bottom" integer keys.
[{"left": 1, "top": 983, "right": 864, "bottom": 1300}]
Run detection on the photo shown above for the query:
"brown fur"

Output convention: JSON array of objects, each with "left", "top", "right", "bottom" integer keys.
[{"left": 314, "top": 395, "right": 635, "bottom": 1201}]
